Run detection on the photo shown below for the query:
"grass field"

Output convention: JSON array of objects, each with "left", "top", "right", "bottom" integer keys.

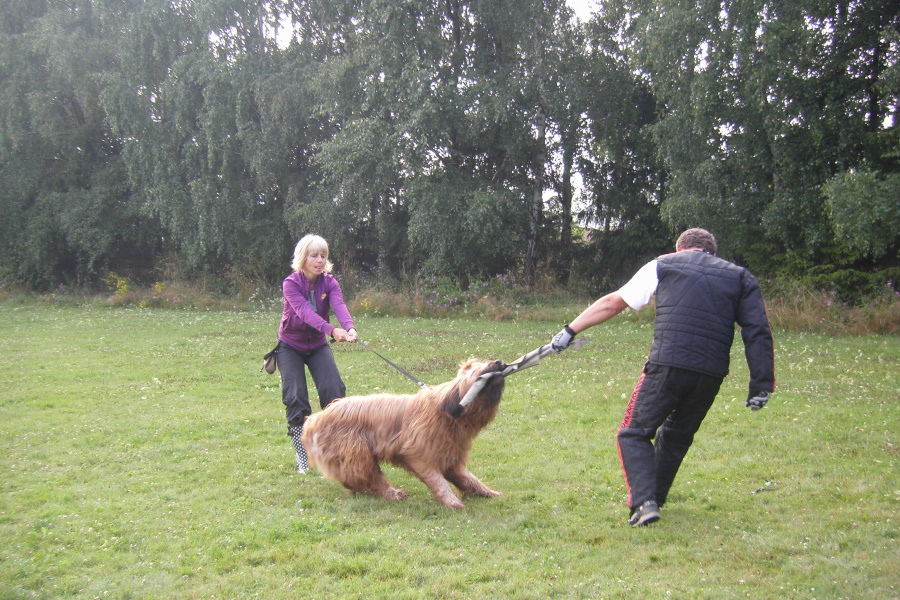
[{"left": 1, "top": 304, "right": 897, "bottom": 599}]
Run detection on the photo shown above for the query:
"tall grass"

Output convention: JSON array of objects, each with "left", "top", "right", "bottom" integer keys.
[
  {"left": 763, "top": 279, "right": 900, "bottom": 335},
  {"left": 6, "top": 269, "right": 896, "bottom": 334},
  {"left": 0, "top": 304, "right": 896, "bottom": 599}
]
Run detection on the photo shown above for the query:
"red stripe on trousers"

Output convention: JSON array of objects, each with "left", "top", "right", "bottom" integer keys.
[{"left": 617, "top": 371, "right": 646, "bottom": 507}]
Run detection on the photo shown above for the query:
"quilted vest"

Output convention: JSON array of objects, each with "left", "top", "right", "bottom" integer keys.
[{"left": 649, "top": 250, "right": 748, "bottom": 378}]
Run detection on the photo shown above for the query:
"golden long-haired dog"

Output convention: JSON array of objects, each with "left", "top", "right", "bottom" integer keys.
[{"left": 301, "top": 359, "right": 506, "bottom": 509}]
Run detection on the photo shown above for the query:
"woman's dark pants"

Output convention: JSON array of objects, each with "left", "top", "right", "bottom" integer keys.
[{"left": 276, "top": 341, "right": 346, "bottom": 429}]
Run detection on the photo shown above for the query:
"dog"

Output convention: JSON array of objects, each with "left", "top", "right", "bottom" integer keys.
[{"left": 301, "top": 359, "right": 507, "bottom": 509}]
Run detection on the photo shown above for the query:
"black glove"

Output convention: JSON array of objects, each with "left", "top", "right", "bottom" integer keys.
[
  {"left": 746, "top": 391, "right": 770, "bottom": 411},
  {"left": 551, "top": 325, "right": 576, "bottom": 353}
]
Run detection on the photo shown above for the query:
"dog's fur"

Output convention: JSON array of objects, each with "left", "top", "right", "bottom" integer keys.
[{"left": 301, "top": 359, "right": 506, "bottom": 508}]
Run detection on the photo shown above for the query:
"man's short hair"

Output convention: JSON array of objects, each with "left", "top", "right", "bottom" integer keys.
[{"left": 676, "top": 228, "right": 717, "bottom": 255}]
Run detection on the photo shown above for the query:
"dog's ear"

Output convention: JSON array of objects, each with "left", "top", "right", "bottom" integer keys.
[
  {"left": 481, "top": 374, "right": 505, "bottom": 405},
  {"left": 442, "top": 386, "right": 464, "bottom": 418}
]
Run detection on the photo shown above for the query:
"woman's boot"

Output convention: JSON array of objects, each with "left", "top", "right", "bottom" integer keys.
[{"left": 288, "top": 424, "right": 308, "bottom": 474}]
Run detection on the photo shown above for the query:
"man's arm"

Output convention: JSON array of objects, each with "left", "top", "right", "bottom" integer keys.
[
  {"left": 737, "top": 272, "right": 775, "bottom": 394},
  {"left": 550, "top": 292, "right": 629, "bottom": 352},
  {"left": 569, "top": 292, "right": 629, "bottom": 334},
  {"left": 551, "top": 260, "right": 657, "bottom": 352}
]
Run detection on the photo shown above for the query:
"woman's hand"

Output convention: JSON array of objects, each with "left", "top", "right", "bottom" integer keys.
[{"left": 332, "top": 327, "right": 358, "bottom": 343}]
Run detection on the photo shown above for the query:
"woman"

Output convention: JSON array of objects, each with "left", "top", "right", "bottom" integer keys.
[{"left": 276, "top": 234, "right": 358, "bottom": 473}]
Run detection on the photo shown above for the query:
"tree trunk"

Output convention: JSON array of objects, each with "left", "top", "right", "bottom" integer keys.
[
  {"left": 560, "top": 136, "right": 574, "bottom": 284},
  {"left": 526, "top": 104, "right": 547, "bottom": 289}
]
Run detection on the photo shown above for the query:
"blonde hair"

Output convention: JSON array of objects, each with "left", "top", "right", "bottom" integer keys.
[{"left": 291, "top": 234, "right": 334, "bottom": 273}]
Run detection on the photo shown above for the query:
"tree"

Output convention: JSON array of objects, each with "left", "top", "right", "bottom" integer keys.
[
  {"left": 104, "top": 0, "right": 293, "bottom": 283},
  {"left": 613, "top": 0, "right": 900, "bottom": 272},
  {"left": 0, "top": 0, "right": 157, "bottom": 288},
  {"left": 822, "top": 21, "right": 900, "bottom": 263},
  {"left": 512, "top": 0, "right": 590, "bottom": 288},
  {"left": 570, "top": 5, "right": 670, "bottom": 290},
  {"left": 288, "top": 0, "right": 575, "bottom": 285},
  {"left": 542, "top": 14, "right": 592, "bottom": 285}
]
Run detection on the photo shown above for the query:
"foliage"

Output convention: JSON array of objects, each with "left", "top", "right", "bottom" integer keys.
[
  {"left": 612, "top": 0, "right": 900, "bottom": 270},
  {"left": 102, "top": 271, "right": 132, "bottom": 298},
  {"left": 823, "top": 169, "right": 900, "bottom": 260},
  {"left": 1, "top": 0, "right": 898, "bottom": 293},
  {"left": 763, "top": 275, "right": 900, "bottom": 335},
  {"left": 6, "top": 269, "right": 898, "bottom": 335}
]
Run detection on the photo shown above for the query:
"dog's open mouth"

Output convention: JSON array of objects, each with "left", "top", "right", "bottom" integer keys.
[
  {"left": 454, "top": 361, "right": 507, "bottom": 414},
  {"left": 483, "top": 360, "right": 507, "bottom": 374}
]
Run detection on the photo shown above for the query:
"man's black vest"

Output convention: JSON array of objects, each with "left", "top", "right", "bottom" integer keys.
[{"left": 649, "top": 250, "right": 773, "bottom": 391}]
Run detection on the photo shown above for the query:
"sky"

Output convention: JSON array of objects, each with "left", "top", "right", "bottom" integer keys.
[
  {"left": 275, "top": 2, "right": 599, "bottom": 48},
  {"left": 567, "top": 0, "right": 596, "bottom": 21}
]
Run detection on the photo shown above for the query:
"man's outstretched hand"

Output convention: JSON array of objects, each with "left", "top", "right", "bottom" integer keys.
[{"left": 551, "top": 325, "right": 576, "bottom": 353}]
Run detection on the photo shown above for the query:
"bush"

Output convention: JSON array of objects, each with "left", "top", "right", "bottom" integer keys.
[
  {"left": 763, "top": 276, "right": 900, "bottom": 335},
  {"left": 347, "top": 272, "right": 587, "bottom": 322},
  {"left": 799, "top": 267, "right": 900, "bottom": 305}
]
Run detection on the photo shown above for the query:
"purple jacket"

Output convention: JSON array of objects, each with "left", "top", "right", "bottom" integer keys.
[{"left": 278, "top": 272, "right": 355, "bottom": 352}]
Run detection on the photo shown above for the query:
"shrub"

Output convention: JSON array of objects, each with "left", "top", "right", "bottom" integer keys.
[{"left": 764, "top": 277, "right": 900, "bottom": 335}]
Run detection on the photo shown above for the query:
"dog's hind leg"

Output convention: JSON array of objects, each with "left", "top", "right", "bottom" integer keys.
[
  {"left": 335, "top": 437, "right": 407, "bottom": 502},
  {"left": 445, "top": 466, "right": 502, "bottom": 499}
]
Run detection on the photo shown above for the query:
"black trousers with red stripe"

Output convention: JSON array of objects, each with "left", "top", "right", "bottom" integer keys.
[{"left": 617, "top": 362, "right": 723, "bottom": 510}]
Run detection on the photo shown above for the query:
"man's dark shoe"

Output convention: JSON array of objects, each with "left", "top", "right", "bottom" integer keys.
[{"left": 628, "top": 501, "right": 660, "bottom": 527}]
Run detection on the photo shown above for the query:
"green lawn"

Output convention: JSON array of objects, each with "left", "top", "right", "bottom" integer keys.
[{"left": 1, "top": 305, "right": 897, "bottom": 599}]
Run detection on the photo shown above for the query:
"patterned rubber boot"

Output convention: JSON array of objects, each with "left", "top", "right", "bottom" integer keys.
[{"left": 288, "top": 424, "right": 309, "bottom": 474}]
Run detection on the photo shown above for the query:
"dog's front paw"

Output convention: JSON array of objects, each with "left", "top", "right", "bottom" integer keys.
[
  {"left": 382, "top": 487, "right": 407, "bottom": 502},
  {"left": 465, "top": 487, "right": 501, "bottom": 499},
  {"left": 442, "top": 498, "right": 465, "bottom": 509}
]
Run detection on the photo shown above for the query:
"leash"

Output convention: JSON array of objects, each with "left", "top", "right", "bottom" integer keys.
[{"left": 355, "top": 339, "right": 430, "bottom": 389}]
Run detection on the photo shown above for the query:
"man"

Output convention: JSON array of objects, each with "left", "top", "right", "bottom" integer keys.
[{"left": 551, "top": 228, "right": 774, "bottom": 527}]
